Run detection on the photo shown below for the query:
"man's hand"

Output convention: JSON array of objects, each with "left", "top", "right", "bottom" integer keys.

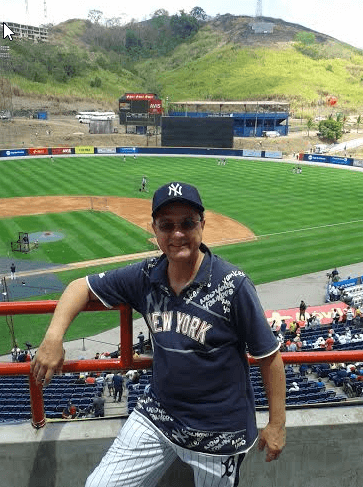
[
  {"left": 30, "top": 337, "right": 65, "bottom": 386},
  {"left": 258, "top": 422, "right": 286, "bottom": 462}
]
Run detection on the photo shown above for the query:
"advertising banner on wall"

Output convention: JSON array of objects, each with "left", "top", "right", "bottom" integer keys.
[
  {"left": 28, "top": 148, "right": 49, "bottom": 156},
  {"left": 303, "top": 153, "right": 353, "bottom": 166},
  {"left": 242, "top": 150, "right": 262, "bottom": 157},
  {"left": 329, "top": 156, "right": 352, "bottom": 166},
  {"left": 51, "top": 147, "right": 73, "bottom": 155},
  {"left": 303, "top": 154, "right": 330, "bottom": 163},
  {"left": 75, "top": 146, "right": 95, "bottom": 154},
  {"left": 264, "top": 151, "right": 283, "bottom": 159},
  {"left": 0, "top": 149, "right": 27, "bottom": 157},
  {"left": 116, "top": 147, "right": 138, "bottom": 154},
  {"left": 96, "top": 147, "right": 117, "bottom": 154}
]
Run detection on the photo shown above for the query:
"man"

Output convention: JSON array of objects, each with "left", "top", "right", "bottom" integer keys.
[
  {"left": 112, "top": 372, "right": 123, "bottom": 402},
  {"left": 280, "top": 318, "right": 287, "bottom": 336},
  {"left": 299, "top": 300, "right": 307, "bottom": 321},
  {"left": 137, "top": 331, "right": 145, "bottom": 354},
  {"left": 10, "top": 262, "right": 16, "bottom": 280},
  {"left": 92, "top": 391, "right": 105, "bottom": 418},
  {"left": 31, "top": 181, "right": 286, "bottom": 487}
]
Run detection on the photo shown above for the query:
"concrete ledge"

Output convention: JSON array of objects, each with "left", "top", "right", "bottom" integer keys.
[{"left": 1, "top": 407, "right": 363, "bottom": 487}]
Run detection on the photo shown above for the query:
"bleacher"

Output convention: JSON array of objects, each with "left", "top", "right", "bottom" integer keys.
[
  {"left": 3, "top": 318, "right": 362, "bottom": 424},
  {"left": 0, "top": 374, "right": 103, "bottom": 423},
  {"left": 252, "top": 364, "right": 347, "bottom": 407},
  {"left": 124, "top": 363, "right": 347, "bottom": 416},
  {"left": 284, "top": 323, "right": 363, "bottom": 351},
  {"left": 127, "top": 371, "right": 152, "bottom": 414},
  {"left": 342, "top": 285, "right": 363, "bottom": 307}
]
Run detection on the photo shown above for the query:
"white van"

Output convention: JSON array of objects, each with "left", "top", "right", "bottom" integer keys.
[{"left": 263, "top": 130, "right": 280, "bottom": 137}]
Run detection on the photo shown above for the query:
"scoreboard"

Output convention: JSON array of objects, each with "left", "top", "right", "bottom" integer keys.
[
  {"left": 161, "top": 117, "right": 234, "bottom": 148},
  {"left": 119, "top": 93, "right": 163, "bottom": 125}
]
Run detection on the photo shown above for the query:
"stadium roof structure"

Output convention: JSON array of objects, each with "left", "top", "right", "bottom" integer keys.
[
  {"left": 168, "top": 100, "right": 290, "bottom": 114},
  {"left": 169, "top": 100, "right": 290, "bottom": 107}
]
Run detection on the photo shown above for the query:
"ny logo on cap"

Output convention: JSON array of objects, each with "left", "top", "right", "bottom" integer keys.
[{"left": 168, "top": 183, "right": 182, "bottom": 197}]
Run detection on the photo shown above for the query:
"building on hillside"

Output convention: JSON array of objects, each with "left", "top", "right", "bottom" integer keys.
[
  {"left": 2, "top": 22, "right": 48, "bottom": 42},
  {"left": 167, "top": 101, "right": 289, "bottom": 137},
  {"left": 250, "top": 22, "right": 275, "bottom": 34}
]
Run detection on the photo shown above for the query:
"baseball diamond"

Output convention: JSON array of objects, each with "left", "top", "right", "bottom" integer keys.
[
  {"left": 0, "top": 195, "right": 256, "bottom": 247},
  {"left": 0, "top": 154, "right": 363, "bottom": 357}
]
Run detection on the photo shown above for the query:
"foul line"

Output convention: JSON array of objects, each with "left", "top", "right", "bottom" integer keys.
[{"left": 257, "top": 218, "right": 363, "bottom": 238}]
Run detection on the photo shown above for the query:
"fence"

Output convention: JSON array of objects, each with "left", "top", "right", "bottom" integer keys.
[{"left": 0, "top": 300, "right": 363, "bottom": 428}]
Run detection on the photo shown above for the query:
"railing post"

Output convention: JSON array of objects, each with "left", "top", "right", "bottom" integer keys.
[
  {"left": 28, "top": 374, "right": 46, "bottom": 429},
  {"left": 119, "top": 305, "right": 133, "bottom": 369}
]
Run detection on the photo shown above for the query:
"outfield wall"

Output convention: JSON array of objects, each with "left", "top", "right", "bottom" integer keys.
[
  {"left": 1, "top": 406, "right": 363, "bottom": 487},
  {"left": 1, "top": 146, "right": 359, "bottom": 169},
  {"left": 0, "top": 146, "right": 283, "bottom": 159}
]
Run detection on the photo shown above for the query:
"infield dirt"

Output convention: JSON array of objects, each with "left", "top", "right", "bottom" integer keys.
[{"left": 0, "top": 195, "right": 255, "bottom": 272}]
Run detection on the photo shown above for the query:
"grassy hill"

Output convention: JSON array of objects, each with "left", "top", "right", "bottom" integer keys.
[{"left": 3, "top": 14, "right": 363, "bottom": 111}]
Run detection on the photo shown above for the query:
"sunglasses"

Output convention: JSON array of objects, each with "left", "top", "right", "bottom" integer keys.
[{"left": 155, "top": 218, "right": 202, "bottom": 233}]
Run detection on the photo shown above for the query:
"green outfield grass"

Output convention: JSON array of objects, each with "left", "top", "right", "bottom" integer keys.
[
  {"left": 0, "top": 211, "right": 155, "bottom": 264},
  {"left": 1, "top": 155, "right": 363, "bottom": 354}
]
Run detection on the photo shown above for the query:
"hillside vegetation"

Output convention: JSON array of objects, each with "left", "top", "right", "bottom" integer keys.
[{"left": 3, "top": 13, "right": 363, "bottom": 111}]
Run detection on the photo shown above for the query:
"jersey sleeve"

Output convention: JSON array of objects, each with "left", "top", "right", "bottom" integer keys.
[
  {"left": 231, "top": 276, "right": 279, "bottom": 359},
  {"left": 86, "top": 261, "right": 145, "bottom": 312}
]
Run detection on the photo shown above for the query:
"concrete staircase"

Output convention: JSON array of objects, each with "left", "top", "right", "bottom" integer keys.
[{"left": 103, "top": 390, "right": 128, "bottom": 417}]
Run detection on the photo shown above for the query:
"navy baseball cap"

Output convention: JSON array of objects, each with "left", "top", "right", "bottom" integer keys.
[{"left": 152, "top": 182, "right": 204, "bottom": 217}]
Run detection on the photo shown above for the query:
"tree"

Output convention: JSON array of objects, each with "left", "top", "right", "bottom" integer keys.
[
  {"left": 125, "top": 29, "right": 142, "bottom": 54},
  {"left": 295, "top": 32, "right": 315, "bottom": 45},
  {"left": 105, "top": 17, "right": 124, "bottom": 28},
  {"left": 88, "top": 9, "right": 103, "bottom": 24},
  {"left": 152, "top": 9, "right": 169, "bottom": 17},
  {"left": 318, "top": 119, "right": 343, "bottom": 142},
  {"left": 170, "top": 10, "right": 199, "bottom": 39},
  {"left": 190, "top": 6, "right": 207, "bottom": 21},
  {"left": 306, "top": 118, "right": 315, "bottom": 136}
]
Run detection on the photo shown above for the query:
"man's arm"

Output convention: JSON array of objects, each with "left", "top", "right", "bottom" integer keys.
[
  {"left": 30, "top": 277, "right": 98, "bottom": 385},
  {"left": 256, "top": 350, "right": 286, "bottom": 462}
]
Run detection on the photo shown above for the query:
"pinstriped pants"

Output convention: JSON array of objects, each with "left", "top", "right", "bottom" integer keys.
[{"left": 85, "top": 411, "right": 245, "bottom": 487}]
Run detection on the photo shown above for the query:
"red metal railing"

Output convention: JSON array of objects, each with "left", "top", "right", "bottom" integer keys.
[
  {"left": 0, "top": 301, "right": 151, "bottom": 428},
  {"left": 1, "top": 300, "right": 363, "bottom": 428}
]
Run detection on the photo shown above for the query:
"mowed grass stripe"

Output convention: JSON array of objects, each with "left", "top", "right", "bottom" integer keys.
[
  {"left": 1, "top": 156, "right": 363, "bottom": 277},
  {"left": 0, "top": 210, "right": 155, "bottom": 264},
  {"left": 64, "top": 211, "right": 151, "bottom": 258},
  {"left": 43, "top": 212, "right": 123, "bottom": 262},
  {"left": 215, "top": 222, "right": 363, "bottom": 283}
]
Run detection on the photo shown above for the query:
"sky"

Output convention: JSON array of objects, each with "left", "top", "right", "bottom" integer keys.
[{"left": 2, "top": 0, "right": 363, "bottom": 50}]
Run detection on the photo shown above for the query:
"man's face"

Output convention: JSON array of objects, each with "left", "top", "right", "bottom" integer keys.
[{"left": 152, "top": 202, "right": 204, "bottom": 263}]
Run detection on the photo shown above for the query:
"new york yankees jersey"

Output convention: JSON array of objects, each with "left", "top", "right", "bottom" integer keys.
[{"left": 87, "top": 244, "right": 279, "bottom": 455}]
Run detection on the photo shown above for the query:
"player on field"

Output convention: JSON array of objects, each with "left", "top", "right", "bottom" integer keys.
[{"left": 31, "top": 181, "right": 286, "bottom": 487}]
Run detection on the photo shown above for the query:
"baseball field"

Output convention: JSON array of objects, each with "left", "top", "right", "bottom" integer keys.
[{"left": 1, "top": 154, "right": 363, "bottom": 354}]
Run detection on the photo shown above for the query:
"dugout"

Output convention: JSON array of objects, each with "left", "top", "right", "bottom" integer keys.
[{"left": 168, "top": 100, "right": 289, "bottom": 137}]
